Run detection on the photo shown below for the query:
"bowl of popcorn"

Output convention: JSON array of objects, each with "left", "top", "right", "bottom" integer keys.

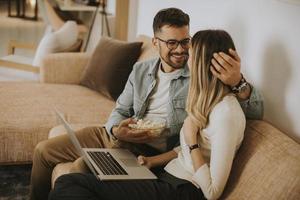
[{"left": 128, "top": 117, "right": 166, "bottom": 137}]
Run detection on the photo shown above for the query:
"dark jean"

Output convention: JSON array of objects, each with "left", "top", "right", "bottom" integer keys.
[{"left": 49, "top": 172, "right": 205, "bottom": 200}]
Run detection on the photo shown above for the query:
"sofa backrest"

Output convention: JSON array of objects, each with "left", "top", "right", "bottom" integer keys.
[
  {"left": 221, "top": 120, "right": 300, "bottom": 199},
  {"left": 135, "top": 35, "right": 158, "bottom": 62}
]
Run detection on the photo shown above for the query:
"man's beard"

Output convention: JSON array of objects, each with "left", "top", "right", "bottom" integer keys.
[{"left": 161, "top": 51, "right": 189, "bottom": 70}]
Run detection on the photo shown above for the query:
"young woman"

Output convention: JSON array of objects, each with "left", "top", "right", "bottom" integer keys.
[{"left": 49, "top": 30, "right": 246, "bottom": 200}]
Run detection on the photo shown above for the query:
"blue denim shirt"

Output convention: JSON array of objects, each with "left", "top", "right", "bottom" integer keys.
[{"left": 105, "top": 58, "right": 264, "bottom": 151}]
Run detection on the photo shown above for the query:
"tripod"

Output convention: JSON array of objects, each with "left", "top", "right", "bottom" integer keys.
[
  {"left": 83, "top": 0, "right": 111, "bottom": 51},
  {"left": 100, "top": 0, "right": 111, "bottom": 36}
]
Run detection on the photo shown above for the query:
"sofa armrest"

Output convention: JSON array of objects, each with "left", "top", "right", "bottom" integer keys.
[{"left": 40, "top": 52, "right": 91, "bottom": 84}]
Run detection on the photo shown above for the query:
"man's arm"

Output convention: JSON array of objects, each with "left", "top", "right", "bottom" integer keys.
[
  {"left": 237, "top": 85, "right": 264, "bottom": 119},
  {"left": 105, "top": 65, "right": 136, "bottom": 137},
  {"left": 105, "top": 63, "right": 155, "bottom": 143},
  {"left": 210, "top": 49, "right": 264, "bottom": 119}
]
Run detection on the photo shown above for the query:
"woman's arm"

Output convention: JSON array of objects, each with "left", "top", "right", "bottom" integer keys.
[
  {"left": 138, "top": 150, "right": 178, "bottom": 169},
  {"left": 184, "top": 101, "right": 246, "bottom": 200},
  {"left": 183, "top": 117, "right": 206, "bottom": 170}
]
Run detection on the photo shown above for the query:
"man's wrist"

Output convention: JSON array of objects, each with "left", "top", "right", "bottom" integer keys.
[
  {"left": 230, "top": 73, "right": 242, "bottom": 87},
  {"left": 231, "top": 73, "right": 251, "bottom": 100},
  {"left": 236, "top": 83, "right": 251, "bottom": 100},
  {"left": 111, "top": 126, "right": 118, "bottom": 140}
]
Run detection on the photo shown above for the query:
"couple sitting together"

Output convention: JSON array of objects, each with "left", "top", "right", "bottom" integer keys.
[{"left": 30, "top": 7, "right": 263, "bottom": 200}]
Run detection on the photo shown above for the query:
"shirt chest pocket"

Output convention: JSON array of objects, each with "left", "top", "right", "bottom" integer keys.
[
  {"left": 172, "top": 98, "right": 187, "bottom": 124},
  {"left": 133, "top": 97, "right": 144, "bottom": 114}
]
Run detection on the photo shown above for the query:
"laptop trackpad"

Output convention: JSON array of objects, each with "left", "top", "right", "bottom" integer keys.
[{"left": 120, "top": 158, "right": 140, "bottom": 167}]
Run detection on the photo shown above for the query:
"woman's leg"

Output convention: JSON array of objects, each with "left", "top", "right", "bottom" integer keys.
[
  {"left": 174, "top": 183, "right": 205, "bottom": 200},
  {"left": 30, "top": 126, "right": 113, "bottom": 200},
  {"left": 49, "top": 173, "right": 176, "bottom": 200}
]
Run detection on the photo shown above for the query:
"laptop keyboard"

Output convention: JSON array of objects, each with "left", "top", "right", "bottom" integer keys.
[{"left": 87, "top": 151, "right": 128, "bottom": 175}]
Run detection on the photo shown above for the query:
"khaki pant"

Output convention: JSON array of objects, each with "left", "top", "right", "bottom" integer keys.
[{"left": 29, "top": 126, "right": 114, "bottom": 200}]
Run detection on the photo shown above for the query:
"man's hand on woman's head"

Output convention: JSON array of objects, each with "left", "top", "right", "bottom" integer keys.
[
  {"left": 210, "top": 48, "right": 242, "bottom": 87},
  {"left": 112, "top": 118, "right": 154, "bottom": 143}
]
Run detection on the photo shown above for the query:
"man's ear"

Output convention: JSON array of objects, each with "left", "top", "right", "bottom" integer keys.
[{"left": 152, "top": 37, "right": 159, "bottom": 50}]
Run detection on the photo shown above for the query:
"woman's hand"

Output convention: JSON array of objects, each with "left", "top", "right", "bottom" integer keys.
[
  {"left": 137, "top": 150, "right": 178, "bottom": 169},
  {"left": 183, "top": 116, "right": 199, "bottom": 145},
  {"left": 137, "top": 155, "right": 154, "bottom": 169}
]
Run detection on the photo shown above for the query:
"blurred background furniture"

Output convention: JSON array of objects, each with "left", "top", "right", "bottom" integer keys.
[
  {"left": 0, "top": 39, "right": 39, "bottom": 81},
  {"left": 43, "top": 0, "right": 88, "bottom": 34},
  {"left": 0, "top": 0, "right": 103, "bottom": 81},
  {"left": 8, "top": 0, "right": 38, "bottom": 20},
  {"left": 0, "top": 21, "right": 82, "bottom": 81},
  {"left": 55, "top": 0, "right": 98, "bottom": 11}
]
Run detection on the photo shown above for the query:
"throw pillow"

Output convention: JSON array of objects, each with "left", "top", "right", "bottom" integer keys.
[
  {"left": 80, "top": 37, "right": 142, "bottom": 101},
  {"left": 61, "top": 39, "right": 82, "bottom": 52},
  {"left": 32, "top": 21, "right": 78, "bottom": 66}
]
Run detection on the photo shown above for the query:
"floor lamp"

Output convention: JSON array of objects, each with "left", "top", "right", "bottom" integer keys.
[
  {"left": 83, "top": 0, "right": 111, "bottom": 51},
  {"left": 99, "top": 0, "right": 111, "bottom": 37},
  {"left": 87, "top": 0, "right": 111, "bottom": 36}
]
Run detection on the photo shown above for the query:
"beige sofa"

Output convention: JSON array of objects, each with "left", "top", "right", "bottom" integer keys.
[
  {"left": 0, "top": 54, "right": 113, "bottom": 164},
  {"left": 0, "top": 36, "right": 299, "bottom": 199},
  {"left": 0, "top": 35, "right": 156, "bottom": 164},
  {"left": 50, "top": 120, "right": 300, "bottom": 199}
]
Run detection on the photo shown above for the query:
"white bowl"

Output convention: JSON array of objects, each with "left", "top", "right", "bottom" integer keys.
[{"left": 128, "top": 117, "right": 166, "bottom": 137}]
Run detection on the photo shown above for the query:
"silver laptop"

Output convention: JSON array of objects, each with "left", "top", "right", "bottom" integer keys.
[{"left": 54, "top": 108, "right": 157, "bottom": 180}]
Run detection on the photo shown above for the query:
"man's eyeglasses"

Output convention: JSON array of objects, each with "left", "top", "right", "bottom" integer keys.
[{"left": 155, "top": 37, "right": 191, "bottom": 50}]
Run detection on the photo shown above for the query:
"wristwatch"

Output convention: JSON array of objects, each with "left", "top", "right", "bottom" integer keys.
[
  {"left": 110, "top": 125, "right": 118, "bottom": 141},
  {"left": 231, "top": 73, "right": 248, "bottom": 94},
  {"left": 189, "top": 144, "right": 200, "bottom": 153}
]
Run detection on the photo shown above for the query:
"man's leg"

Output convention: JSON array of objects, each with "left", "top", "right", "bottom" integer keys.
[{"left": 30, "top": 126, "right": 112, "bottom": 200}]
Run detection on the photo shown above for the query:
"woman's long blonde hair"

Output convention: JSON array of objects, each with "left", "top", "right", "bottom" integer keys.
[{"left": 186, "top": 30, "right": 236, "bottom": 130}]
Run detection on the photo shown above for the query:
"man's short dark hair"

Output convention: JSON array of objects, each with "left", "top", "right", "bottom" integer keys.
[{"left": 153, "top": 8, "right": 190, "bottom": 34}]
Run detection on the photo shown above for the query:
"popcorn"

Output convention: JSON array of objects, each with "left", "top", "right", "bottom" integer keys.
[
  {"left": 128, "top": 118, "right": 166, "bottom": 136},
  {"left": 129, "top": 119, "right": 165, "bottom": 129}
]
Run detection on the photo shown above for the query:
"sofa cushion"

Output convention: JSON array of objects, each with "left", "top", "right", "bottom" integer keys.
[
  {"left": 0, "top": 82, "right": 115, "bottom": 163},
  {"left": 221, "top": 120, "right": 300, "bottom": 199},
  {"left": 80, "top": 37, "right": 142, "bottom": 101}
]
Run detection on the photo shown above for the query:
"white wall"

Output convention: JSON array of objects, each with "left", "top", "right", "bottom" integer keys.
[{"left": 132, "top": 0, "right": 300, "bottom": 142}]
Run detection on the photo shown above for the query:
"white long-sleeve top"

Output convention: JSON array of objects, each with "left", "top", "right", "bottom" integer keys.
[{"left": 164, "top": 95, "right": 246, "bottom": 200}]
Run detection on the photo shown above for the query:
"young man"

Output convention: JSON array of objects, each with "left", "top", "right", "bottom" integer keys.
[{"left": 30, "top": 8, "right": 263, "bottom": 200}]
